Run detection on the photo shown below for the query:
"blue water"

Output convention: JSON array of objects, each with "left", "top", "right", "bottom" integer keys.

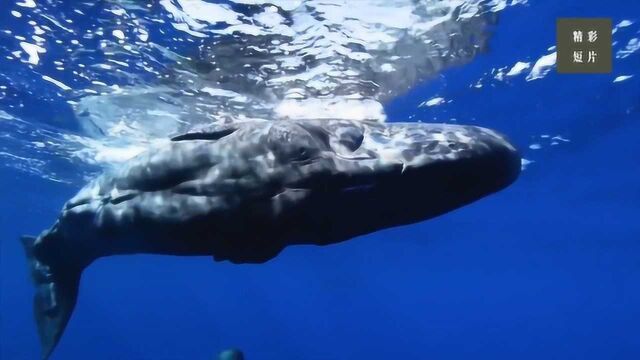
[{"left": 2, "top": 1, "right": 640, "bottom": 359}]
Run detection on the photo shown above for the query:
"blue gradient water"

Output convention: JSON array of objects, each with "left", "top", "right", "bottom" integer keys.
[{"left": 2, "top": 1, "right": 639, "bottom": 359}]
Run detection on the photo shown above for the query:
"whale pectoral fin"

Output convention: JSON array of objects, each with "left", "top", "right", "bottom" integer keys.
[{"left": 21, "top": 235, "right": 81, "bottom": 360}]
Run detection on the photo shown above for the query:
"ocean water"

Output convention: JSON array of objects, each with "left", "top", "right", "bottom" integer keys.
[{"left": 1, "top": 0, "right": 639, "bottom": 359}]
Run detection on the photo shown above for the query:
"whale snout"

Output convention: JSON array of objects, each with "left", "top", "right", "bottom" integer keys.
[
  {"left": 371, "top": 123, "right": 521, "bottom": 205},
  {"left": 466, "top": 126, "right": 521, "bottom": 189}
]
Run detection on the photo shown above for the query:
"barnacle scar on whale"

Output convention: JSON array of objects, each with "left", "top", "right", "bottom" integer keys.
[{"left": 21, "top": 119, "right": 520, "bottom": 359}]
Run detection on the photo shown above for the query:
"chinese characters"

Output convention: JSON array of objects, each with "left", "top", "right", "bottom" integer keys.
[
  {"left": 571, "top": 30, "right": 599, "bottom": 64},
  {"left": 572, "top": 50, "right": 598, "bottom": 64},
  {"left": 557, "top": 18, "right": 612, "bottom": 73}
]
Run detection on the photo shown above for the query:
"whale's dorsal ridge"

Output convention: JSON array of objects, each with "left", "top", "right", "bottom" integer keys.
[
  {"left": 171, "top": 127, "right": 238, "bottom": 141},
  {"left": 170, "top": 121, "right": 245, "bottom": 142}
]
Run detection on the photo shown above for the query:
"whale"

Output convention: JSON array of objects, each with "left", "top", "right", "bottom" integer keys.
[{"left": 21, "top": 119, "right": 520, "bottom": 359}]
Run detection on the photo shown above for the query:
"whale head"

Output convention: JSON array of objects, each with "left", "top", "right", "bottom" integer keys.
[{"left": 249, "top": 119, "right": 521, "bottom": 246}]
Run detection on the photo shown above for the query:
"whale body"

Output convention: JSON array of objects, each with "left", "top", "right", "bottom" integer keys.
[{"left": 22, "top": 119, "right": 520, "bottom": 359}]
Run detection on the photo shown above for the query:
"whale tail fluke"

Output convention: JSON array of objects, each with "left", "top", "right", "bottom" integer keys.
[{"left": 21, "top": 235, "right": 81, "bottom": 360}]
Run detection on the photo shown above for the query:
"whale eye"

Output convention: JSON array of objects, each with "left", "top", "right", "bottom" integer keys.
[
  {"left": 268, "top": 123, "right": 320, "bottom": 162},
  {"left": 274, "top": 143, "right": 316, "bottom": 163},
  {"left": 290, "top": 144, "right": 316, "bottom": 161}
]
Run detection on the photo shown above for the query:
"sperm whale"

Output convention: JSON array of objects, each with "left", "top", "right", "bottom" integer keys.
[{"left": 21, "top": 119, "right": 520, "bottom": 359}]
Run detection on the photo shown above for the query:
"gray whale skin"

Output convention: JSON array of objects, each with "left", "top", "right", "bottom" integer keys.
[{"left": 21, "top": 119, "right": 520, "bottom": 359}]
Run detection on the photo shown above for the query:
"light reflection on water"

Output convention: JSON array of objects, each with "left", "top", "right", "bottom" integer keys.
[{"left": 3, "top": 0, "right": 638, "bottom": 184}]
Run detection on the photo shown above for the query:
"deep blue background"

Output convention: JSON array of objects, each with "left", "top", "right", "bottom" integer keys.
[{"left": 2, "top": 1, "right": 640, "bottom": 359}]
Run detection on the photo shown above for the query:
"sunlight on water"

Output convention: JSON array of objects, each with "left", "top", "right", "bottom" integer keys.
[{"left": 1, "top": 0, "right": 638, "bottom": 184}]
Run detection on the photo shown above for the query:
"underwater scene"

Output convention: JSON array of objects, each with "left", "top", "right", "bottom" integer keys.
[{"left": 1, "top": 0, "right": 639, "bottom": 359}]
